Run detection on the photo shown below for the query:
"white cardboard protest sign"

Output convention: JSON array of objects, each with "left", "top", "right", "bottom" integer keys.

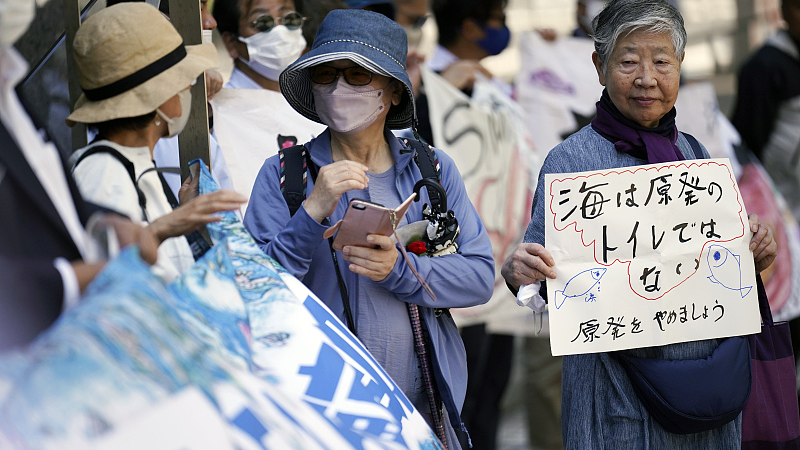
[{"left": 545, "top": 158, "right": 760, "bottom": 355}]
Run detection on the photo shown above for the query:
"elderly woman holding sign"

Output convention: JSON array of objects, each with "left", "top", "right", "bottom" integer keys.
[{"left": 501, "top": 0, "right": 776, "bottom": 447}]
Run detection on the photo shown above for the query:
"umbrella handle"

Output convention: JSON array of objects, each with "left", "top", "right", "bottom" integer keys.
[{"left": 413, "top": 178, "right": 447, "bottom": 212}]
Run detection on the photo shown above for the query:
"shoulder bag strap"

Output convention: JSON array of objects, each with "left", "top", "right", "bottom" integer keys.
[
  {"left": 682, "top": 132, "right": 705, "bottom": 160},
  {"left": 406, "top": 139, "right": 444, "bottom": 211},
  {"left": 74, "top": 146, "right": 147, "bottom": 221}
]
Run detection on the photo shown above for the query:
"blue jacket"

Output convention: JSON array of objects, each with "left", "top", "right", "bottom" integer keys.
[{"left": 244, "top": 128, "right": 495, "bottom": 434}]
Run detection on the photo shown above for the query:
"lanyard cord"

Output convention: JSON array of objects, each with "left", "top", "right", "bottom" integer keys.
[{"left": 327, "top": 236, "right": 357, "bottom": 336}]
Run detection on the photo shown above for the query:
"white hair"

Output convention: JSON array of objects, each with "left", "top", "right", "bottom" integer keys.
[{"left": 592, "top": 0, "right": 687, "bottom": 75}]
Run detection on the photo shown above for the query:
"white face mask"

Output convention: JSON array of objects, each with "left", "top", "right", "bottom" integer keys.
[
  {"left": 312, "top": 77, "right": 388, "bottom": 135},
  {"left": 0, "top": 0, "right": 35, "bottom": 50},
  {"left": 238, "top": 25, "right": 306, "bottom": 81},
  {"left": 402, "top": 24, "right": 423, "bottom": 49},
  {"left": 156, "top": 89, "right": 192, "bottom": 138}
]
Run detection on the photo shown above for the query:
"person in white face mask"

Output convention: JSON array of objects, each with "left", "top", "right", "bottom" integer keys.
[
  {"left": 67, "top": 3, "right": 247, "bottom": 283},
  {"left": 218, "top": 0, "right": 307, "bottom": 90},
  {"left": 209, "top": 0, "right": 326, "bottom": 214}
]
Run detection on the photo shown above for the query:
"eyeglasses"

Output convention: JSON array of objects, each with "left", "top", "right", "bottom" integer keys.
[
  {"left": 250, "top": 11, "right": 306, "bottom": 33},
  {"left": 309, "top": 65, "right": 374, "bottom": 86},
  {"left": 407, "top": 13, "right": 430, "bottom": 29}
]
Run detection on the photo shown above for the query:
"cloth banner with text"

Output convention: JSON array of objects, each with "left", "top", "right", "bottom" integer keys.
[
  {"left": 421, "top": 66, "right": 541, "bottom": 334},
  {"left": 514, "top": 32, "right": 602, "bottom": 157},
  {"left": 545, "top": 158, "right": 761, "bottom": 356}
]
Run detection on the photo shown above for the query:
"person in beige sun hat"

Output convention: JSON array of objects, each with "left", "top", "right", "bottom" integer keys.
[{"left": 68, "top": 2, "right": 246, "bottom": 283}]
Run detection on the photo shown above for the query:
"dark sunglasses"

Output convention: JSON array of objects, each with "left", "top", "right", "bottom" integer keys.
[
  {"left": 309, "top": 65, "right": 374, "bottom": 86},
  {"left": 250, "top": 11, "right": 306, "bottom": 33}
]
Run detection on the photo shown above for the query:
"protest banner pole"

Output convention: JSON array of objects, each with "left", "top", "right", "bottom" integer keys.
[{"left": 171, "top": 0, "right": 210, "bottom": 181}]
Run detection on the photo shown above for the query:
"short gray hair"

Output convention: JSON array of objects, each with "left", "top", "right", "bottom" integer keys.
[{"left": 592, "top": 0, "right": 686, "bottom": 75}]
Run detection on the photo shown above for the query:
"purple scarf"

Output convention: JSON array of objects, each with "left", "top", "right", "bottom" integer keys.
[{"left": 591, "top": 89, "right": 684, "bottom": 164}]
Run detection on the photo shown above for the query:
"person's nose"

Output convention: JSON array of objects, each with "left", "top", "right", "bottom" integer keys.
[
  {"left": 202, "top": 10, "right": 217, "bottom": 31},
  {"left": 635, "top": 62, "right": 657, "bottom": 88}
]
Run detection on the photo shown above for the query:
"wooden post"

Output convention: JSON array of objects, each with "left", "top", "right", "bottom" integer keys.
[
  {"left": 63, "top": 0, "right": 87, "bottom": 151},
  {"left": 170, "top": 0, "right": 211, "bottom": 181}
]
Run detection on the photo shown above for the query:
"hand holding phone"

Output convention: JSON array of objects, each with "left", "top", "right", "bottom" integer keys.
[{"left": 324, "top": 193, "right": 416, "bottom": 251}]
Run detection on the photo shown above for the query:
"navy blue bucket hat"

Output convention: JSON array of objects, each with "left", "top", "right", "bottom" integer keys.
[{"left": 279, "top": 9, "right": 415, "bottom": 130}]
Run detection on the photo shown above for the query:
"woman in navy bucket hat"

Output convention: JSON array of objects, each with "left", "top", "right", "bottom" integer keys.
[
  {"left": 244, "top": 9, "right": 494, "bottom": 449},
  {"left": 279, "top": 8, "right": 415, "bottom": 129}
]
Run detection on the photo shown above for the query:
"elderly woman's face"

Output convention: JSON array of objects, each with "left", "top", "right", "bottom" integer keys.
[
  {"left": 309, "top": 59, "right": 404, "bottom": 134},
  {"left": 593, "top": 29, "right": 683, "bottom": 128}
]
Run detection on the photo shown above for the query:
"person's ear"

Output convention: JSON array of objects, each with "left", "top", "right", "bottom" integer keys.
[
  {"left": 221, "top": 31, "right": 242, "bottom": 60},
  {"left": 391, "top": 81, "right": 403, "bottom": 106},
  {"left": 462, "top": 18, "right": 485, "bottom": 42},
  {"left": 592, "top": 51, "right": 606, "bottom": 86}
]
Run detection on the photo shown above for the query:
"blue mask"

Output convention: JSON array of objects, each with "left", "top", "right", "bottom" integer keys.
[{"left": 477, "top": 25, "right": 510, "bottom": 56}]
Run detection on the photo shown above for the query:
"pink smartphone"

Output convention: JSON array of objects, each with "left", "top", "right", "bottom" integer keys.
[{"left": 325, "top": 193, "right": 416, "bottom": 251}]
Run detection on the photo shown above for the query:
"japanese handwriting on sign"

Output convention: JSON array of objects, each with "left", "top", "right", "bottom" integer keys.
[
  {"left": 572, "top": 299, "right": 727, "bottom": 344},
  {"left": 545, "top": 159, "right": 761, "bottom": 357},
  {"left": 548, "top": 162, "right": 746, "bottom": 301}
]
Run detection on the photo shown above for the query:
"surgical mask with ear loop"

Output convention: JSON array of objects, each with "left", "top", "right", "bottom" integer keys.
[
  {"left": 312, "top": 77, "right": 390, "bottom": 135},
  {"left": 156, "top": 89, "right": 192, "bottom": 138},
  {"left": 0, "top": 0, "right": 36, "bottom": 49},
  {"left": 238, "top": 25, "right": 306, "bottom": 81}
]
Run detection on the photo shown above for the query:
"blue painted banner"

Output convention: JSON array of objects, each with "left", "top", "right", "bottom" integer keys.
[{"left": 0, "top": 163, "right": 442, "bottom": 450}]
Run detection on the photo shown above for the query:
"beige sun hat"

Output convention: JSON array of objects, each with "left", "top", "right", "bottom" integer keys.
[{"left": 66, "top": 2, "right": 218, "bottom": 125}]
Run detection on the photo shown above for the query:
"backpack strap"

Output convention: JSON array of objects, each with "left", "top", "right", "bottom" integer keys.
[
  {"left": 682, "top": 132, "right": 705, "bottom": 159},
  {"left": 279, "top": 144, "right": 309, "bottom": 217},
  {"left": 404, "top": 138, "right": 443, "bottom": 212},
  {"left": 74, "top": 146, "right": 212, "bottom": 259},
  {"left": 74, "top": 145, "right": 147, "bottom": 221},
  {"left": 280, "top": 139, "right": 442, "bottom": 216},
  {"left": 153, "top": 167, "right": 181, "bottom": 210}
]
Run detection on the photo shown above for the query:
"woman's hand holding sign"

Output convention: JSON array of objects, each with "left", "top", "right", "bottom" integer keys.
[{"left": 748, "top": 214, "right": 776, "bottom": 274}]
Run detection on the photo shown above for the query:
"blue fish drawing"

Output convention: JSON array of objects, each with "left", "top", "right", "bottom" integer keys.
[
  {"left": 553, "top": 268, "right": 607, "bottom": 309},
  {"left": 707, "top": 244, "right": 752, "bottom": 297}
]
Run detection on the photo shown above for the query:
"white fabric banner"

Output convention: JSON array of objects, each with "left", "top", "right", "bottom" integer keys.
[
  {"left": 210, "top": 88, "right": 325, "bottom": 214},
  {"left": 515, "top": 32, "right": 602, "bottom": 156},
  {"left": 421, "top": 66, "right": 542, "bottom": 334},
  {"left": 545, "top": 158, "right": 760, "bottom": 355}
]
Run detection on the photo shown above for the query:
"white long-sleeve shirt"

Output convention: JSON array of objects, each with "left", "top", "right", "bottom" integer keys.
[{"left": 70, "top": 140, "right": 195, "bottom": 283}]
